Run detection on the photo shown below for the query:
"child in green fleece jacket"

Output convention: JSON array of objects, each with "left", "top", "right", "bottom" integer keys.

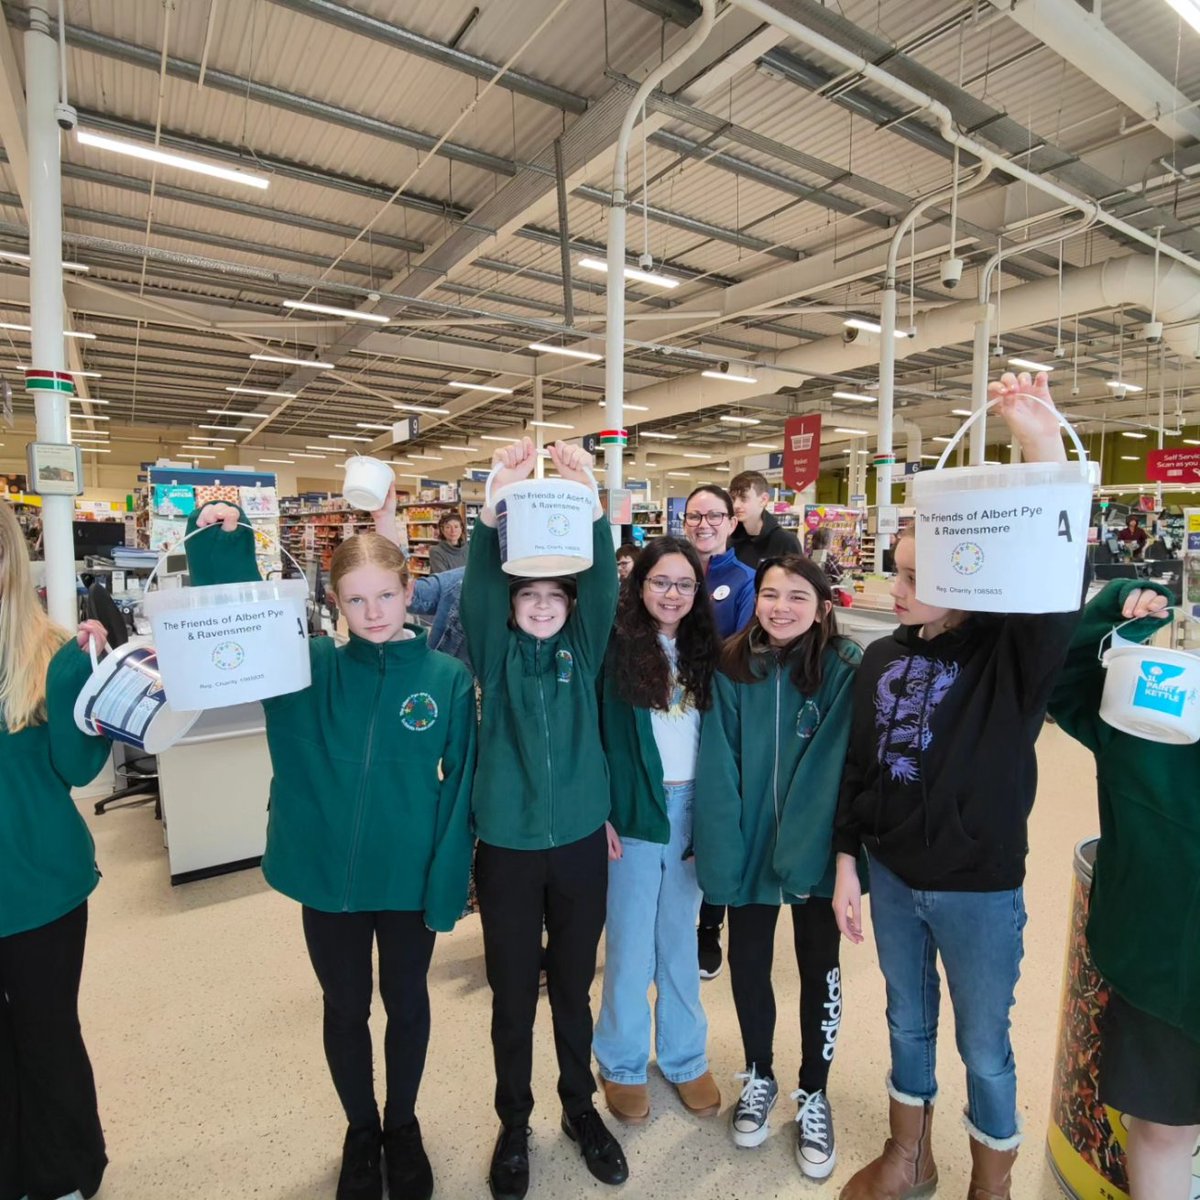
[
  {"left": 460, "top": 438, "right": 627, "bottom": 1200},
  {"left": 1049, "top": 579, "right": 1200, "bottom": 1200},
  {"left": 695, "top": 554, "right": 860, "bottom": 1180},
  {"left": 0, "top": 500, "right": 112, "bottom": 1200},
  {"left": 188, "top": 502, "right": 475, "bottom": 1200}
]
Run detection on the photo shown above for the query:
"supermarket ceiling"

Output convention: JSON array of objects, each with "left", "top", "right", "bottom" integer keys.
[{"left": 3, "top": 0, "right": 1200, "bottom": 481}]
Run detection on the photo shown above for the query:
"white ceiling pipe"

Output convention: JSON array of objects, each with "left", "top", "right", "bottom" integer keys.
[
  {"left": 726, "top": 0, "right": 1200, "bottom": 276},
  {"left": 427, "top": 254, "right": 1200, "bottom": 475},
  {"left": 604, "top": 0, "right": 716, "bottom": 508}
]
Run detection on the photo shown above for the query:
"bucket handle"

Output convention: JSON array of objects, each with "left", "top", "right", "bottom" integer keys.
[
  {"left": 929, "top": 391, "right": 1089, "bottom": 471},
  {"left": 484, "top": 452, "right": 599, "bottom": 509},
  {"left": 1097, "top": 608, "right": 1183, "bottom": 664},
  {"left": 142, "top": 521, "right": 312, "bottom": 598}
]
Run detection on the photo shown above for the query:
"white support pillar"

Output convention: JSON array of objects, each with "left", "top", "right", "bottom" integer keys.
[
  {"left": 25, "top": 4, "right": 74, "bottom": 628},
  {"left": 532, "top": 375, "right": 545, "bottom": 479}
]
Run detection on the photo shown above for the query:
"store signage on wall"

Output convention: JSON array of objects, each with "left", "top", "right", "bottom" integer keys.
[
  {"left": 783, "top": 414, "right": 822, "bottom": 491},
  {"left": 1147, "top": 448, "right": 1200, "bottom": 483},
  {"left": 391, "top": 416, "right": 419, "bottom": 444}
]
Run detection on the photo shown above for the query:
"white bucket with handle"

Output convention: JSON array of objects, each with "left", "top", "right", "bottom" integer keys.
[
  {"left": 343, "top": 455, "right": 395, "bottom": 511},
  {"left": 910, "top": 393, "right": 1098, "bottom": 613},
  {"left": 74, "top": 638, "right": 201, "bottom": 754},
  {"left": 1099, "top": 619, "right": 1200, "bottom": 744},
  {"left": 142, "top": 523, "right": 311, "bottom": 710},
  {"left": 487, "top": 458, "right": 598, "bottom": 577}
]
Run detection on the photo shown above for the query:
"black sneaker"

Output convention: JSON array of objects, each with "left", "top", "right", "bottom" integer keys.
[
  {"left": 488, "top": 1123, "right": 531, "bottom": 1200},
  {"left": 698, "top": 923, "right": 723, "bottom": 979},
  {"left": 383, "top": 1119, "right": 433, "bottom": 1200},
  {"left": 561, "top": 1108, "right": 629, "bottom": 1186},
  {"left": 337, "top": 1124, "right": 382, "bottom": 1200}
]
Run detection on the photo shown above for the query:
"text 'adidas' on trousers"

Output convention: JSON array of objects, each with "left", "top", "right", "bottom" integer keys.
[{"left": 475, "top": 825, "right": 608, "bottom": 1127}]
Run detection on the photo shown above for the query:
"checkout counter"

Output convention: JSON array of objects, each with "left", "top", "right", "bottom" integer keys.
[{"left": 157, "top": 702, "right": 272, "bottom": 885}]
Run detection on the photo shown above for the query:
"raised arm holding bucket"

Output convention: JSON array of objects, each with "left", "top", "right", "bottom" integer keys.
[
  {"left": 831, "top": 372, "right": 1089, "bottom": 1200},
  {"left": 0, "top": 498, "right": 114, "bottom": 1200},
  {"left": 185, "top": 501, "right": 477, "bottom": 1199},
  {"left": 1048, "top": 581, "right": 1200, "bottom": 1200},
  {"left": 461, "top": 438, "right": 630, "bottom": 1197}
]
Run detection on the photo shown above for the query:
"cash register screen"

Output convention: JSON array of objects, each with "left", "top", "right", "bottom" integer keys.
[{"left": 163, "top": 551, "right": 188, "bottom": 578}]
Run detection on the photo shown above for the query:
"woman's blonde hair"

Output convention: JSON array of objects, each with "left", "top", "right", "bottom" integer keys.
[
  {"left": 329, "top": 532, "right": 410, "bottom": 594},
  {"left": 0, "top": 503, "right": 67, "bottom": 730}
]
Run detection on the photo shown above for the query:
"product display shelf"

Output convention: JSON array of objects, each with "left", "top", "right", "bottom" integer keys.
[
  {"left": 398, "top": 497, "right": 464, "bottom": 576},
  {"left": 279, "top": 500, "right": 374, "bottom": 573},
  {"left": 631, "top": 503, "right": 664, "bottom": 538}
]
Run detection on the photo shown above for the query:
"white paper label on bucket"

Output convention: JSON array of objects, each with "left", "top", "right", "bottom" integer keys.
[
  {"left": 495, "top": 478, "right": 595, "bottom": 577},
  {"left": 150, "top": 598, "right": 309, "bottom": 709},
  {"left": 913, "top": 481, "right": 1091, "bottom": 613},
  {"left": 84, "top": 646, "right": 169, "bottom": 748}
]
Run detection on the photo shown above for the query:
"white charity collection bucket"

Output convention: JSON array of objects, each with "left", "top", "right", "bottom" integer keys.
[
  {"left": 487, "top": 460, "right": 598, "bottom": 577},
  {"left": 142, "top": 523, "right": 311, "bottom": 710},
  {"left": 910, "top": 394, "right": 1098, "bottom": 613},
  {"left": 342, "top": 455, "right": 395, "bottom": 511},
  {"left": 73, "top": 638, "right": 201, "bottom": 754},
  {"left": 1099, "top": 623, "right": 1200, "bottom": 745}
]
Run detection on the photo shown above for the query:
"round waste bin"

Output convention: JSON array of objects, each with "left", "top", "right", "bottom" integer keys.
[{"left": 1047, "top": 838, "right": 1200, "bottom": 1198}]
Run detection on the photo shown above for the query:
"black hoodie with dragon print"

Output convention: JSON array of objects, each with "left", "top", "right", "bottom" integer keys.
[{"left": 834, "top": 607, "right": 1080, "bottom": 892}]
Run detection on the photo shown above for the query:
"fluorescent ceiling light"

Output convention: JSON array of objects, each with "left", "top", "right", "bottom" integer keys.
[
  {"left": 199, "top": 424, "right": 244, "bottom": 432},
  {"left": 187, "top": 453, "right": 219, "bottom": 460},
  {"left": 479, "top": 435, "right": 514, "bottom": 442},
  {"left": 844, "top": 317, "right": 910, "bottom": 339},
  {"left": 528, "top": 342, "right": 602, "bottom": 361},
  {"left": 701, "top": 369, "right": 758, "bottom": 384},
  {"left": 834, "top": 427, "right": 870, "bottom": 435},
  {"left": 258, "top": 458, "right": 295, "bottom": 464},
  {"left": 438, "top": 444, "right": 474, "bottom": 452},
  {"left": 79, "top": 447, "right": 110, "bottom": 453},
  {"left": 1121, "top": 455, "right": 1140, "bottom": 461},
  {"left": 1106, "top": 380, "right": 1145, "bottom": 393},
  {"left": 577, "top": 256, "right": 681, "bottom": 290},
  {"left": 306, "top": 444, "right": 342, "bottom": 451},
  {"left": 719, "top": 415, "right": 760, "bottom": 425},
  {"left": 289, "top": 452, "right": 328, "bottom": 459},
  {"left": 77, "top": 128, "right": 269, "bottom": 189},
  {"left": 932, "top": 436, "right": 954, "bottom": 443},
  {"left": 680, "top": 452, "right": 711, "bottom": 459},
  {"left": 644, "top": 461, "right": 659, "bottom": 467},
  {"left": 951, "top": 409, "right": 973, "bottom": 417},
  {"left": 70, "top": 396, "right": 109, "bottom": 404},
  {"left": 356, "top": 423, "right": 393, "bottom": 431},
  {"left": 0, "top": 321, "right": 29, "bottom": 332},
  {"left": 206, "top": 408, "right": 261, "bottom": 418},
  {"left": 226, "top": 386, "right": 297, "bottom": 398},
  {"left": 638, "top": 431, "right": 677, "bottom": 440},
  {"left": 189, "top": 435, "right": 237, "bottom": 443},
  {"left": 1184, "top": 438, "right": 1200, "bottom": 445},
  {"left": 65, "top": 330, "right": 95, "bottom": 340},
  {"left": 832, "top": 391, "right": 875, "bottom": 403},
  {"left": 666, "top": 471, "right": 691, "bottom": 478},
  {"left": 1007, "top": 357, "right": 1055, "bottom": 372},
  {"left": 448, "top": 381, "right": 513, "bottom": 394},
  {"left": 1164, "top": 0, "right": 1200, "bottom": 36},
  {"left": 71, "top": 413, "right": 109, "bottom": 420},
  {"left": 0, "top": 321, "right": 92, "bottom": 338},
  {"left": 407, "top": 453, "right": 444, "bottom": 461},
  {"left": 921, "top": 454, "right": 940, "bottom": 460},
  {"left": 1121, "top": 431, "right": 1148, "bottom": 438},
  {"left": 282, "top": 299, "right": 389, "bottom": 324},
  {"left": 250, "top": 353, "right": 334, "bottom": 369},
  {"left": 394, "top": 403, "right": 451, "bottom": 415},
  {"left": 0, "top": 250, "right": 88, "bottom": 271},
  {"left": 600, "top": 401, "right": 650, "bottom": 412},
  {"left": 528, "top": 420, "right": 575, "bottom": 430},
  {"left": 70, "top": 370, "right": 102, "bottom": 378},
  {"left": 747, "top": 442, "right": 780, "bottom": 450},
  {"left": 72, "top": 438, "right": 109, "bottom": 444},
  {"left": 328, "top": 434, "right": 371, "bottom": 442}
]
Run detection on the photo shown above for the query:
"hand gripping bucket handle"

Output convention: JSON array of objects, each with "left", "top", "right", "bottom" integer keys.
[
  {"left": 929, "top": 392, "right": 1090, "bottom": 471},
  {"left": 1098, "top": 610, "right": 1192, "bottom": 664},
  {"left": 141, "top": 521, "right": 312, "bottom": 599},
  {"left": 484, "top": 454, "right": 599, "bottom": 509}
]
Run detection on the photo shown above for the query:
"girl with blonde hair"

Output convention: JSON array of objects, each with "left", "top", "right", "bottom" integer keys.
[{"left": 0, "top": 501, "right": 112, "bottom": 1200}]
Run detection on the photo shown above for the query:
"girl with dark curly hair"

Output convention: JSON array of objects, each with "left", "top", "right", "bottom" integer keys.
[{"left": 594, "top": 536, "right": 723, "bottom": 1127}]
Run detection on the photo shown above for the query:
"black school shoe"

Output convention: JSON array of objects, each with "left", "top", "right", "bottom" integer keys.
[
  {"left": 383, "top": 1120, "right": 433, "bottom": 1200},
  {"left": 697, "top": 923, "right": 723, "bottom": 979},
  {"left": 337, "top": 1124, "right": 382, "bottom": 1200},
  {"left": 561, "top": 1108, "right": 629, "bottom": 1186},
  {"left": 488, "top": 1123, "right": 531, "bottom": 1200}
]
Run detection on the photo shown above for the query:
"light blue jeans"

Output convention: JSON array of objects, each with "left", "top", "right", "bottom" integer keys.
[
  {"left": 594, "top": 782, "right": 709, "bottom": 1086},
  {"left": 868, "top": 855, "right": 1027, "bottom": 1143}
]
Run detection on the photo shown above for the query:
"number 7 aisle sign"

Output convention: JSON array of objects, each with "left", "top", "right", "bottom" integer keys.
[
  {"left": 783, "top": 414, "right": 822, "bottom": 491},
  {"left": 1147, "top": 448, "right": 1200, "bottom": 483}
]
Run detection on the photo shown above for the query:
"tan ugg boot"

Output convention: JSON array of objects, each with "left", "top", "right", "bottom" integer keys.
[
  {"left": 838, "top": 1091, "right": 938, "bottom": 1200},
  {"left": 601, "top": 1079, "right": 649, "bottom": 1124},
  {"left": 675, "top": 1070, "right": 721, "bottom": 1117},
  {"left": 966, "top": 1130, "right": 1018, "bottom": 1199}
]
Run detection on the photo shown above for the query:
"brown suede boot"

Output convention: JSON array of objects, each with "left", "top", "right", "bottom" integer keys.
[
  {"left": 966, "top": 1135, "right": 1017, "bottom": 1200},
  {"left": 601, "top": 1079, "right": 650, "bottom": 1124},
  {"left": 838, "top": 1095, "right": 937, "bottom": 1200}
]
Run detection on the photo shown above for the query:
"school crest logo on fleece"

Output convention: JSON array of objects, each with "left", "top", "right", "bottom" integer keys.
[
  {"left": 874, "top": 656, "right": 959, "bottom": 783},
  {"left": 400, "top": 692, "right": 438, "bottom": 732}
]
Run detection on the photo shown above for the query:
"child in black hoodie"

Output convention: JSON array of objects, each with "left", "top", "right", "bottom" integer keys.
[{"left": 832, "top": 372, "right": 1083, "bottom": 1200}]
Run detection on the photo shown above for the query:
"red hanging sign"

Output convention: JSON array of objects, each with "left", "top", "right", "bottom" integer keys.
[
  {"left": 1147, "top": 448, "right": 1200, "bottom": 483},
  {"left": 783, "top": 414, "right": 822, "bottom": 491}
]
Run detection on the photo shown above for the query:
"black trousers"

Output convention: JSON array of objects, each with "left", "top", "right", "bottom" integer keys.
[
  {"left": 727, "top": 899, "right": 843, "bottom": 1093},
  {"left": 301, "top": 907, "right": 437, "bottom": 1131},
  {"left": 0, "top": 902, "right": 106, "bottom": 1200},
  {"left": 475, "top": 826, "right": 608, "bottom": 1127}
]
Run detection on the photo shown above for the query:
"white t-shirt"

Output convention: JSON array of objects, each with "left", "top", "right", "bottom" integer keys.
[{"left": 650, "top": 633, "right": 701, "bottom": 783}]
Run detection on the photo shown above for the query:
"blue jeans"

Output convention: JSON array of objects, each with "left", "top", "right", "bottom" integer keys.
[
  {"left": 594, "top": 782, "right": 708, "bottom": 1085},
  {"left": 868, "top": 855, "right": 1027, "bottom": 1142}
]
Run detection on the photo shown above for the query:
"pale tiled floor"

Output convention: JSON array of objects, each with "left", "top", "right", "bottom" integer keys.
[{"left": 76, "top": 726, "right": 1099, "bottom": 1199}]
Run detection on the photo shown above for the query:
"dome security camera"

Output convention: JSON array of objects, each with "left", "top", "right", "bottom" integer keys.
[
  {"left": 940, "top": 257, "right": 964, "bottom": 289},
  {"left": 54, "top": 103, "right": 77, "bottom": 131},
  {"left": 1143, "top": 320, "right": 1164, "bottom": 345}
]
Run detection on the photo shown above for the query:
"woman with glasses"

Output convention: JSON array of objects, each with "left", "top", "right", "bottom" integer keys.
[
  {"left": 594, "top": 537, "right": 724, "bottom": 1127},
  {"left": 682, "top": 485, "right": 756, "bottom": 641}
]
